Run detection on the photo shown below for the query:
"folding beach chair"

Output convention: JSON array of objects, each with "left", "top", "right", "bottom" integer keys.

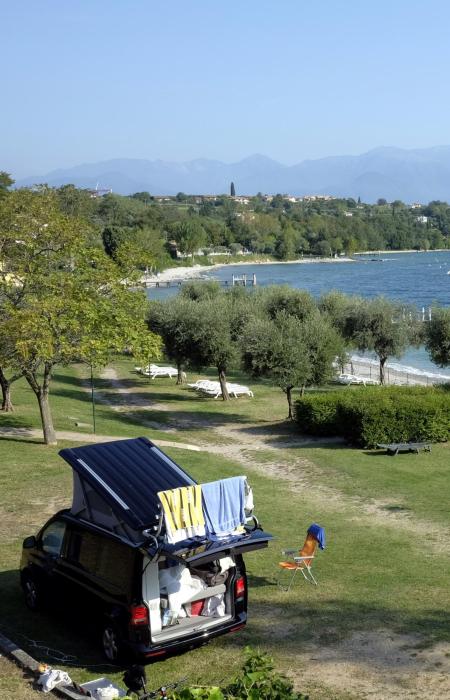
[{"left": 277, "top": 523, "right": 325, "bottom": 591}]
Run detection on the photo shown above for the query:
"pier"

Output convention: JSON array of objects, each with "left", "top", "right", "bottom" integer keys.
[{"left": 144, "top": 273, "right": 257, "bottom": 288}]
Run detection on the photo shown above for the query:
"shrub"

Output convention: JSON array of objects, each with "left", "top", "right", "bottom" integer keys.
[
  {"left": 295, "top": 386, "right": 450, "bottom": 447},
  {"left": 169, "top": 648, "right": 308, "bottom": 700}
]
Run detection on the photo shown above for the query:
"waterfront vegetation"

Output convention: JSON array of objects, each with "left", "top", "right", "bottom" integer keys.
[
  {"left": 1, "top": 362, "right": 450, "bottom": 698},
  {"left": 3, "top": 175, "right": 450, "bottom": 272},
  {"left": 56, "top": 187, "right": 450, "bottom": 264}
]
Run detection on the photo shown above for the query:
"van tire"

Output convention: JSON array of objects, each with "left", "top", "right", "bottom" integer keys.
[
  {"left": 102, "top": 623, "right": 123, "bottom": 662},
  {"left": 22, "top": 574, "right": 41, "bottom": 612}
]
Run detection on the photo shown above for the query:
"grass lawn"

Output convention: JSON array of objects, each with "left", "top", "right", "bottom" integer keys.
[{"left": 1, "top": 359, "right": 449, "bottom": 699}]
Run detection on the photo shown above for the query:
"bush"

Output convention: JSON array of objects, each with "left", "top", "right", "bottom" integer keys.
[
  {"left": 295, "top": 386, "right": 450, "bottom": 447},
  {"left": 169, "top": 648, "right": 308, "bottom": 700}
]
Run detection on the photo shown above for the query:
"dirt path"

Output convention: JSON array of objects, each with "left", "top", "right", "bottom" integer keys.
[{"left": 0, "top": 426, "right": 200, "bottom": 452}]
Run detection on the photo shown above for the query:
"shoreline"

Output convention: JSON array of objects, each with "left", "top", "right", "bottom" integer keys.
[
  {"left": 347, "top": 357, "right": 450, "bottom": 386},
  {"left": 142, "top": 255, "right": 356, "bottom": 284},
  {"left": 142, "top": 248, "right": 449, "bottom": 284}
]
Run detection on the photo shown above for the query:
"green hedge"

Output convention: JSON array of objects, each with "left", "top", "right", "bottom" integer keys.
[{"left": 295, "top": 386, "right": 450, "bottom": 447}]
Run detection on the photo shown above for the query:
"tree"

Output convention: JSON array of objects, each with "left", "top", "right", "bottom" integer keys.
[
  {"left": 56, "top": 184, "right": 95, "bottom": 220},
  {"left": 190, "top": 296, "right": 240, "bottom": 399},
  {"left": 0, "top": 171, "right": 14, "bottom": 194},
  {"left": 230, "top": 182, "right": 236, "bottom": 197},
  {"left": 425, "top": 307, "right": 450, "bottom": 366},
  {"left": 172, "top": 219, "right": 207, "bottom": 259},
  {"left": 346, "top": 296, "right": 420, "bottom": 384},
  {"left": 241, "top": 310, "right": 342, "bottom": 418},
  {"left": 180, "top": 279, "right": 222, "bottom": 302},
  {"left": 0, "top": 188, "right": 160, "bottom": 444},
  {"left": 130, "top": 191, "right": 153, "bottom": 204},
  {"left": 148, "top": 297, "right": 200, "bottom": 383},
  {"left": 241, "top": 314, "right": 309, "bottom": 418},
  {"left": 261, "top": 286, "right": 316, "bottom": 322}
]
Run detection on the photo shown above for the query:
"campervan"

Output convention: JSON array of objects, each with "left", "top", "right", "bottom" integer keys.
[{"left": 20, "top": 438, "right": 271, "bottom": 661}]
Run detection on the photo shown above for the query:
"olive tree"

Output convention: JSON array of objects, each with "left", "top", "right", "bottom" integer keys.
[
  {"left": 241, "top": 310, "right": 342, "bottom": 419},
  {"left": 345, "top": 296, "right": 421, "bottom": 384},
  {"left": 425, "top": 306, "right": 450, "bottom": 367}
]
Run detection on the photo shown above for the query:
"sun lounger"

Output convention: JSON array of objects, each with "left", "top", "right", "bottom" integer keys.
[
  {"left": 189, "top": 380, "right": 254, "bottom": 398},
  {"left": 376, "top": 442, "right": 432, "bottom": 455},
  {"left": 142, "top": 365, "right": 178, "bottom": 379}
]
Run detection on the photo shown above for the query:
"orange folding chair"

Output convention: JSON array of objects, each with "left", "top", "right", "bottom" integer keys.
[{"left": 277, "top": 523, "right": 325, "bottom": 591}]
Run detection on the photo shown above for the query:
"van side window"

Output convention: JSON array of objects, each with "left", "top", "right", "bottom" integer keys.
[
  {"left": 41, "top": 521, "right": 66, "bottom": 556},
  {"left": 71, "top": 531, "right": 134, "bottom": 592}
]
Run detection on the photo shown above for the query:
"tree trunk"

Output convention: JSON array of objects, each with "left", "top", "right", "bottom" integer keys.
[
  {"left": 0, "top": 367, "right": 14, "bottom": 412},
  {"left": 379, "top": 356, "right": 387, "bottom": 385},
  {"left": 218, "top": 369, "right": 230, "bottom": 400},
  {"left": 37, "top": 390, "right": 57, "bottom": 445},
  {"left": 286, "top": 386, "right": 294, "bottom": 420},
  {"left": 300, "top": 384, "right": 306, "bottom": 397},
  {"left": 24, "top": 364, "right": 57, "bottom": 445},
  {"left": 176, "top": 361, "right": 185, "bottom": 385}
]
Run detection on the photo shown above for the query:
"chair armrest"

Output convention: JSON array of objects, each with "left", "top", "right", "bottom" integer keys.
[{"left": 294, "top": 555, "right": 315, "bottom": 562}]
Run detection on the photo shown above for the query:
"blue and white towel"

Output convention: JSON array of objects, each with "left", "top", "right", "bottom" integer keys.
[{"left": 202, "top": 476, "right": 246, "bottom": 540}]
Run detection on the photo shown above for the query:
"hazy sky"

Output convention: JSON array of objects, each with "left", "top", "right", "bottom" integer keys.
[{"left": 3, "top": 0, "right": 450, "bottom": 178}]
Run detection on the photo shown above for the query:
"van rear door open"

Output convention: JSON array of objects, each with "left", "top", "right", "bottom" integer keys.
[{"left": 158, "top": 528, "right": 272, "bottom": 566}]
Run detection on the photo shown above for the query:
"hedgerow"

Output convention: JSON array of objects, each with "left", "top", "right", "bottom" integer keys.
[{"left": 295, "top": 386, "right": 450, "bottom": 447}]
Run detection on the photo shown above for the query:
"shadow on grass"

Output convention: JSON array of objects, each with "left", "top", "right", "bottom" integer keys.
[
  {"left": 50, "top": 384, "right": 258, "bottom": 434},
  {"left": 0, "top": 413, "right": 33, "bottom": 429},
  {"left": 0, "top": 569, "right": 120, "bottom": 671},
  {"left": 0, "top": 436, "right": 44, "bottom": 446}
]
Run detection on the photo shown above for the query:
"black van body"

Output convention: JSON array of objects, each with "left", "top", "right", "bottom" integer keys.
[{"left": 20, "top": 437, "right": 271, "bottom": 660}]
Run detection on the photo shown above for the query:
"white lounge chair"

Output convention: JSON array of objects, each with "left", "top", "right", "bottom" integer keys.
[
  {"left": 143, "top": 365, "right": 178, "bottom": 379},
  {"left": 228, "top": 384, "right": 254, "bottom": 398}
]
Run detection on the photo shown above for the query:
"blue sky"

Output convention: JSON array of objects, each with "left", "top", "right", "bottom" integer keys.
[{"left": 3, "top": 0, "right": 450, "bottom": 178}]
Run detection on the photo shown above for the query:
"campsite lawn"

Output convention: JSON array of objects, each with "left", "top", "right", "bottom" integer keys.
[{"left": 1, "top": 360, "right": 450, "bottom": 699}]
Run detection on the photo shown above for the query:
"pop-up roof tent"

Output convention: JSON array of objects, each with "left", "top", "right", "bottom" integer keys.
[{"left": 59, "top": 436, "right": 271, "bottom": 565}]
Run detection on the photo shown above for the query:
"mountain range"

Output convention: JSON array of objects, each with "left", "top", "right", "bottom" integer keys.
[{"left": 16, "top": 146, "right": 450, "bottom": 203}]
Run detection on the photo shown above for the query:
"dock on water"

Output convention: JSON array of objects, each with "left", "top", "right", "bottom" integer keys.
[{"left": 144, "top": 273, "right": 257, "bottom": 288}]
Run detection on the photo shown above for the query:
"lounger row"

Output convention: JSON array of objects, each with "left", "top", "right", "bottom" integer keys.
[
  {"left": 336, "top": 373, "right": 380, "bottom": 386},
  {"left": 187, "top": 379, "right": 254, "bottom": 398}
]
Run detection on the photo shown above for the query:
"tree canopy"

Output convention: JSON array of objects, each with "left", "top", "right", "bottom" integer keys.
[{"left": 0, "top": 188, "right": 161, "bottom": 443}]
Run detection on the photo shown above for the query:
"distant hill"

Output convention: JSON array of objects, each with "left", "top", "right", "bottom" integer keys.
[{"left": 16, "top": 146, "right": 450, "bottom": 203}]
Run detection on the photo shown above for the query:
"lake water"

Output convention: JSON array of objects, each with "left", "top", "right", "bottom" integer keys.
[{"left": 148, "top": 251, "right": 450, "bottom": 379}]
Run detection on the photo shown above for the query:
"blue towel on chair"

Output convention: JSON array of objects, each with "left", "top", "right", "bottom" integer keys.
[
  {"left": 308, "top": 523, "right": 325, "bottom": 550},
  {"left": 202, "top": 476, "right": 246, "bottom": 540}
]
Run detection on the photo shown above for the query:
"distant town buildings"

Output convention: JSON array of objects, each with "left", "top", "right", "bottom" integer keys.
[{"left": 87, "top": 187, "right": 112, "bottom": 198}]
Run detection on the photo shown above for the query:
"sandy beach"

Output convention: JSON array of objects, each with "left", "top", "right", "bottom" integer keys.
[
  {"left": 345, "top": 357, "right": 450, "bottom": 386},
  {"left": 141, "top": 256, "right": 355, "bottom": 285}
]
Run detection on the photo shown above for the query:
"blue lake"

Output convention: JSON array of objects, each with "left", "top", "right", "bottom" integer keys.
[{"left": 148, "top": 251, "right": 450, "bottom": 378}]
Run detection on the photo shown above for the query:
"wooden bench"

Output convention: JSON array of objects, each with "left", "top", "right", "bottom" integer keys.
[{"left": 376, "top": 442, "right": 432, "bottom": 456}]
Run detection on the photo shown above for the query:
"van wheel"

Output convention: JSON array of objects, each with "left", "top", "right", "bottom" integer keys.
[
  {"left": 102, "top": 624, "right": 122, "bottom": 662},
  {"left": 23, "top": 575, "right": 41, "bottom": 611}
]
